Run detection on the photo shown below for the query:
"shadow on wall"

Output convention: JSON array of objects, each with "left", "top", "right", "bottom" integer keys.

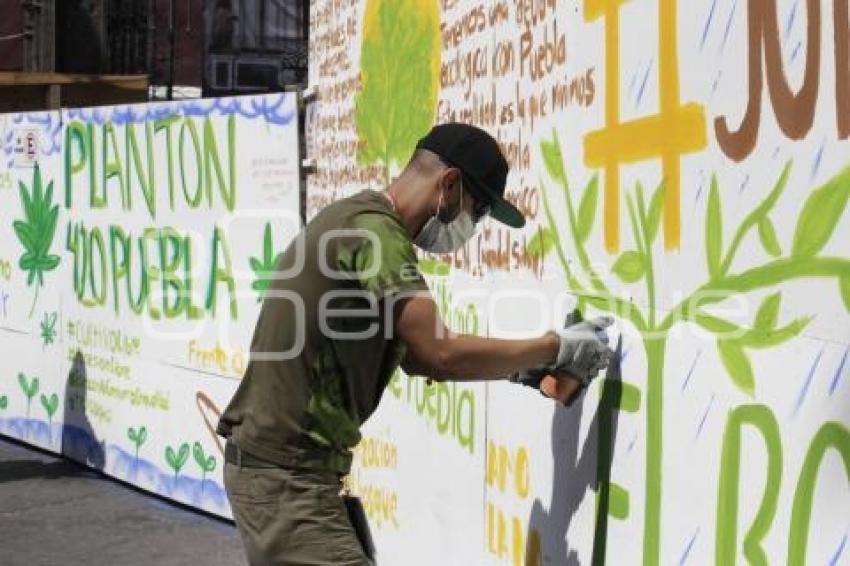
[
  {"left": 61, "top": 350, "right": 105, "bottom": 470},
  {"left": 527, "top": 337, "right": 624, "bottom": 566}
]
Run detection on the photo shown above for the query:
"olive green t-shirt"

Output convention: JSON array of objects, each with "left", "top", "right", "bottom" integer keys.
[{"left": 217, "top": 190, "right": 429, "bottom": 474}]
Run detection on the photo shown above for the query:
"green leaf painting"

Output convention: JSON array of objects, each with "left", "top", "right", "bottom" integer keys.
[
  {"left": 741, "top": 316, "right": 812, "bottom": 349},
  {"left": 193, "top": 442, "right": 217, "bottom": 473},
  {"left": 646, "top": 181, "right": 666, "bottom": 244},
  {"left": 355, "top": 0, "right": 442, "bottom": 183},
  {"left": 18, "top": 372, "right": 39, "bottom": 417},
  {"left": 754, "top": 293, "right": 781, "bottom": 330},
  {"left": 0, "top": 395, "right": 8, "bottom": 410},
  {"left": 706, "top": 175, "right": 722, "bottom": 278},
  {"left": 14, "top": 164, "right": 61, "bottom": 317},
  {"left": 757, "top": 218, "right": 782, "bottom": 257},
  {"left": 165, "top": 443, "right": 190, "bottom": 476},
  {"left": 718, "top": 160, "right": 791, "bottom": 275},
  {"left": 611, "top": 251, "right": 645, "bottom": 283},
  {"left": 40, "top": 393, "right": 59, "bottom": 419},
  {"left": 541, "top": 130, "right": 568, "bottom": 188},
  {"left": 249, "top": 222, "right": 285, "bottom": 303},
  {"left": 128, "top": 426, "right": 147, "bottom": 463},
  {"left": 717, "top": 340, "right": 755, "bottom": 396},
  {"left": 694, "top": 312, "right": 739, "bottom": 334},
  {"left": 841, "top": 276, "right": 850, "bottom": 313},
  {"left": 18, "top": 373, "right": 38, "bottom": 398},
  {"left": 525, "top": 227, "right": 556, "bottom": 259},
  {"left": 576, "top": 175, "right": 599, "bottom": 243},
  {"left": 791, "top": 165, "right": 850, "bottom": 257},
  {"left": 128, "top": 426, "right": 148, "bottom": 448},
  {"left": 193, "top": 442, "right": 217, "bottom": 493}
]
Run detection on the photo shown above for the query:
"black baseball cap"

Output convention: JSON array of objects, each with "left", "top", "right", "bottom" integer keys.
[{"left": 415, "top": 123, "right": 525, "bottom": 228}]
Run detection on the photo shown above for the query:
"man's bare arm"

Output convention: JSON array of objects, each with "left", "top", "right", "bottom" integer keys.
[{"left": 394, "top": 293, "right": 558, "bottom": 382}]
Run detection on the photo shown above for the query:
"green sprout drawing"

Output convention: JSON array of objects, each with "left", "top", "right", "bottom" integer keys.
[
  {"left": 355, "top": 0, "right": 442, "bottom": 185},
  {"left": 13, "top": 164, "right": 60, "bottom": 318},
  {"left": 193, "top": 441, "right": 217, "bottom": 493},
  {"left": 128, "top": 426, "right": 148, "bottom": 465},
  {"left": 532, "top": 129, "right": 850, "bottom": 565},
  {"left": 40, "top": 393, "right": 58, "bottom": 431},
  {"left": 249, "top": 222, "right": 285, "bottom": 303},
  {"left": 0, "top": 395, "right": 8, "bottom": 410},
  {"left": 17, "top": 372, "right": 39, "bottom": 418},
  {"left": 40, "top": 311, "right": 57, "bottom": 347},
  {"left": 165, "top": 442, "right": 190, "bottom": 479}
]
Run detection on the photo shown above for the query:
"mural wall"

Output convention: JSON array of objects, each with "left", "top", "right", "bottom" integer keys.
[
  {"left": 0, "top": 94, "right": 301, "bottom": 517},
  {"left": 308, "top": 0, "right": 850, "bottom": 564}
]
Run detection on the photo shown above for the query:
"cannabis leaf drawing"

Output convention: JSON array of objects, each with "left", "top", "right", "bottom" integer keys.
[
  {"left": 14, "top": 164, "right": 60, "bottom": 317},
  {"left": 40, "top": 311, "right": 57, "bottom": 347},
  {"left": 355, "top": 0, "right": 442, "bottom": 184},
  {"left": 249, "top": 222, "right": 285, "bottom": 302}
]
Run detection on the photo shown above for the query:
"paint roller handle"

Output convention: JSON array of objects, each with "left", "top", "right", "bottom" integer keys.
[
  {"left": 510, "top": 356, "right": 587, "bottom": 406},
  {"left": 540, "top": 370, "right": 585, "bottom": 406}
]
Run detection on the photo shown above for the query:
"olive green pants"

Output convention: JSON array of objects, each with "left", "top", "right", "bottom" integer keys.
[{"left": 224, "top": 461, "right": 372, "bottom": 566}]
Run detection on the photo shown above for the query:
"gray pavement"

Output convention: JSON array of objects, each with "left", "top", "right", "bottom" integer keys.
[{"left": 0, "top": 435, "right": 248, "bottom": 566}]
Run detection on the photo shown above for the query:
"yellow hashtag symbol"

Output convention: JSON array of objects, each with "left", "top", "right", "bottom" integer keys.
[{"left": 584, "top": 0, "right": 707, "bottom": 251}]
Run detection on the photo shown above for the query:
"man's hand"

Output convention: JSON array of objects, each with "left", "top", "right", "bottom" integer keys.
[
  {"left": 549, "top": 315, "right": 615, "bottom": 382},
  {"left": 510, "top": 311, "right": 615, "bottom": 406}
]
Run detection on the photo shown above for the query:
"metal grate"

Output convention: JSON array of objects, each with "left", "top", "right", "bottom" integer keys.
[
  {"left": 106, "top": 0, "right": 150, "bottom": 74},
  {"left": 206, "top": 0, "right": 307, "bottom": 94}
]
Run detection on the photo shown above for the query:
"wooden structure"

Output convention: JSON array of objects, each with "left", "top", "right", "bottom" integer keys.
[{"left": 0, "top": 72, "right": 148, "bottom": 113}]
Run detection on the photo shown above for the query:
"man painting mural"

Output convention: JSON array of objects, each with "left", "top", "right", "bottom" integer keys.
[{"left": 217, "top": 123, "right": 614, "bottom": 565}]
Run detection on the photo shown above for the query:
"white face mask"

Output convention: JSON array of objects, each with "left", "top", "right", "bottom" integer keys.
[{"left": 414, "top": 181, "right": 475, "bottom": 253}]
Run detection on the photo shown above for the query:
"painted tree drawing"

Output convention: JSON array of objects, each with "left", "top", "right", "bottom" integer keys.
[
  {"left": 355, "top": 0, "right": 442, "bottom": 185},
  {"left": 532, "top": 129, "right": 850, "bottom": 565},
  {"left": 13, "top": 163, "right": 60, "bottom": 317}
]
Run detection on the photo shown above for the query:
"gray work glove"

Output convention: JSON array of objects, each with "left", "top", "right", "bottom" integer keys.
[
  {"left": 510, "top": 311, "right": 615, "bottom": 405},
  {"left": 550, "top": 315, "right": 615, "bottom": 383}
]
